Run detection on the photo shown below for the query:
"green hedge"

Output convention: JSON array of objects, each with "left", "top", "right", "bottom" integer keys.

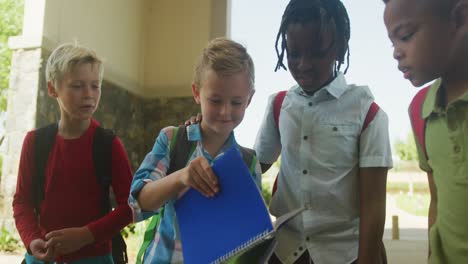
[{"left": 387, "top": 182, "right": 429, "bottom": 193}]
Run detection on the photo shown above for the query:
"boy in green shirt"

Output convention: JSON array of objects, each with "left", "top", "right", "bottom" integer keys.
[{"left": 383, "top": 0, "right": 468, "bottom": 263}]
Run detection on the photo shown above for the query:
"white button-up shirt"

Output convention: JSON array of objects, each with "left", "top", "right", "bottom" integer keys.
[{"left": 254, "top": 73, "right": 393, "bottom": 264}]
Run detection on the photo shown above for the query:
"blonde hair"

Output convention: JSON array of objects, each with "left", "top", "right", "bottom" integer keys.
[
  {"left": 193, "top": 37, "right": 255, "bottom": 90},
  {"left": 46, "top": 42, "right": 104, "bottom": 87}
]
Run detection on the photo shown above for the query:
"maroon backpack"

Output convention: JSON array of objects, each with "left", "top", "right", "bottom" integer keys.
[{"left": 409, "top": 86, "right": 431, "bottom": 161}]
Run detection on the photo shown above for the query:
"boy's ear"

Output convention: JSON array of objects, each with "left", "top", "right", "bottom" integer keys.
[
  {"left": 191, "top": 83, "right": 201, "bottom": 104},
  {"left": 47, "top": 82, "right": 58, "bottom": 98}
]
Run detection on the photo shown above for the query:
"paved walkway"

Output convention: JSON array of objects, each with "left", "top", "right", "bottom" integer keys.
[
  {"left": 384, "top": 193, "right": 428, "bottom": 264},
  {"left": 383, "top": 171, "right": 429, "bottom": 263}
]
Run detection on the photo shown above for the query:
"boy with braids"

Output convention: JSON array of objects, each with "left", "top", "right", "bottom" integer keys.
[
  {"left": 254, "top": 0, "right": 393, "bottom": 263},
  {"left": 383, "top": 0, "right": 468, "bottom": 263}
]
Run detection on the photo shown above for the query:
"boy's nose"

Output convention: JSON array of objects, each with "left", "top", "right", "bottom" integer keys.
[
  {"left": 393, "top": 47, "right": 403, "bottom": 60},
  {"left": 298, "top": 56, "right": 312, "bottom": 70},
  {"left": 220, "top": 103, "right": 232, "bottom": 116},
  {"left": 82, "top": 86, "right": 95, "bottom": 98}
]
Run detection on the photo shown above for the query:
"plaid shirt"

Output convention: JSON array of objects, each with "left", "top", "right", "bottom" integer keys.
[{"left": 129, "top": 124, "right": 262, "bottom": 263}]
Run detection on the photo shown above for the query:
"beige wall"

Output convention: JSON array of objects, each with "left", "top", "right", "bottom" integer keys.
[
  {"left": 12, "top": 0, "right": 228, "bottom": 98},
  {"left": 42, "top": 0, "right": 145, "bottom": 95},
  {"left": 142, "top": 0, "right": 227, "bottom": 97}
]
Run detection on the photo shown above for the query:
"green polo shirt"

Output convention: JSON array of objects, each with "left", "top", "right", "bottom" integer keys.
[{"left": 414, "top": 79, "right": 468, "bottom": 263}]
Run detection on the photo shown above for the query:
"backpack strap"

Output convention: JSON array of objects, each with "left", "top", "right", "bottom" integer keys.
[
  {"left": 409, "top": 86, "right": 430, "bottom": 161},
  {"left": 93, "top": 127, "right": 129, "bottom": 264},
  {"left": 92, "top": 126, "right": 116, "bottom": 215},
  {"left": 168, "top": 125, "right": 197, "bottom": 174},
  {"left": 33, "top": 123, "right": 59, "bottom": 216},
  {"left": 239, "top": 146, "right": 257, "bottom": 176},
  {"left": 362, "top": 102, "right": 380, "bottom": 132},
  {"left": 271, "top": 91, "right": 287, "bottom": 196},
  {"left": 137, "top": 126, "right": 195, "bottom": 264},
  {"left": 273, "top": 91, "right": 287, "bottom": 130}
]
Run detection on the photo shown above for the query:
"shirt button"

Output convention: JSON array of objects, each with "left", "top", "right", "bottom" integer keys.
[
  {"left": 303, "top": 170, "right": 307, "bottom": 174},
  {"left": 306, "top": 236, "right": 310, "bottom": 241},
  {"left": 454, "top": 145, "right": 461, "bottom": 153},
  {"left": 294, "top": 252, "right": 298, "bottom": 256},
  {"left": 303, "top": 136, "right": 308, "bottom": 140},
  {"left": 333, "top": 127, "right": 338, "bottom": 131},
  {"left": 299, "top": 246, "right": 303, "bottom": 251},
  {"left": 308, "top": 102, "right": 313, "bottom": 106}
]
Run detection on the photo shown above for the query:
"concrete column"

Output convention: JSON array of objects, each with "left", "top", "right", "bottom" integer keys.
[{"left": 0, "top": 47, "right": 44, "bottom": 226}]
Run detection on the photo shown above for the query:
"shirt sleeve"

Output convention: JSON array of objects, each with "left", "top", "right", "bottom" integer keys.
[
  {"left": 359, "top": 109, "right": 394, "bottom": 168},
  {"left": 12, "top": 131, "right": 43, "bottom": 251},
  {"left": 86, "top": 136, "right": 133, "bottom": 243},
  {"left": 254, "top": 94, "right": 282, "bottom": 165},
  {"left": 128, "top": 128, "right": 172, "bottom": 222}
]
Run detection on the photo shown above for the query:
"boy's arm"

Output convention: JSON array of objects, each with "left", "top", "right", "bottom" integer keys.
[
  {"left": 12, "top": 132, "right": 43, "bottom": 252},
  {"left": 84, "top": 137, "right": 133, "bottom": 244},
  {"left": 357, "top": 167, "right": 388, "bottom": 264},
  {"left": 427, "top": 172, "right": 437, "bottom": 257},
  {"left": 129, "top": 128, "right": 217, "bottom": 221},
  {"left": 139, "top": 155, "right": 218, "bottom": 211},
  {"left": 357, "top": 108, "right": 392, "bottom": 264},
  {"left": 254, "top": 94, "right": 282, "bottom": 171},
  {"left": 128, "top": 129, "right": 172, "bottom": 222}
]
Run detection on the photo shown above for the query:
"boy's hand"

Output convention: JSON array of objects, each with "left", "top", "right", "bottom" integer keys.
[
  {"left": 184, "top": 113, "right": 202, "bottom": 126},
  {"left": 30, "top": 238, "right": 55, "bottom": 261},
  {"left": 180, "top": 156, "right": 219, "bottom": 197},
  {"left": 45, "top": 227, "right": 94, "bottom": 256}
]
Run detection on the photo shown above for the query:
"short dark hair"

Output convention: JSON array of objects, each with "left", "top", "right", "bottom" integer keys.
[
  {"left": 383, "top": 0, "right": 455, "bottom": 19},
  {"left": 275, "top": 0, "right": 351, "bottom": 75}
]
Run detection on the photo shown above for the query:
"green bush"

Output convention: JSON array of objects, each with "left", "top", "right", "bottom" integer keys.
[
  {"left": 0, "top": 0, "right": 25, "bottom": 112},
  {"left": 387, "top": 182, "right": 429, "bottom": 193},
  {"left": 394, "top": 132, "right": 418, "bottom": 161},
  {"left": 395, "top": 193, "right": 430, "bottom": 216},
  {"left": 0, "top": 225, "right": 20, "bottom": 253},
  {"left": 261, "top": 183, "right": 272, "bottom": 206}
]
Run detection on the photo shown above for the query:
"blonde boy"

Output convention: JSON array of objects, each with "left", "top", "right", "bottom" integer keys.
[{"left": 13, "top": 43, "right": 133, "bottom": 263}]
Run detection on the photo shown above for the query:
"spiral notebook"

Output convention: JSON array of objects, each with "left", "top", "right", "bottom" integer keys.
[{"left": 174, "top": 146, "right": 274, "bottom": 264}]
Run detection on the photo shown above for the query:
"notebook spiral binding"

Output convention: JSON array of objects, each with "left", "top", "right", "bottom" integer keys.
[{"left": 211, "top": 229, "right": 271, "bottom": 264}]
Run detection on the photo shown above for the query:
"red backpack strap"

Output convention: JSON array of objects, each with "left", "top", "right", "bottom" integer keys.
[
  {"left": 273, "top": 91, "right": 287, "bottom": 129},
  {"left": 271, "top": 91, "right": 287, "bottom": 196},
  {"left": 409, "top": 86, "right": 430, "bottom": 161},
  {"left": 362, "top": 102, "right": 380, "bottom": 132}
]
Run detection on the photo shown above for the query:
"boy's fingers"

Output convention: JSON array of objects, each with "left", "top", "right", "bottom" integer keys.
[
  {"left": 45, "top": 237, "right": 60, "bottom": 249},
  {"left": 190, "top": 172, "right": 213, "bottom": 197},
  {"left": 196, "top": 113, "right": 202, "bottom": 122},
  {"left": 195, "top": 160, "right": 218, "bottom": 193},
  {"left": 203, "top": 165, "right": 218, "bottom": 186},
  {"left": 45, "top": 230, "right": 62, "bottom": 240}
]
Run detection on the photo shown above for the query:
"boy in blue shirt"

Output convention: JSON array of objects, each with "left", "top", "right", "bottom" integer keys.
[{"left": 129, "top": 38, "right": 262, "bottom": 263}]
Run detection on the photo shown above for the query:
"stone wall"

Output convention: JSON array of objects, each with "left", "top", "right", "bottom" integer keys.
[{"left": 0, "top": 48, "right": 43, "bottom": 223}]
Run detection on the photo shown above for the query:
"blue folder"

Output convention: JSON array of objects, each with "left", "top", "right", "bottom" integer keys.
[{"left": 175, "top": 146, "right": 274, "bottom": 264}]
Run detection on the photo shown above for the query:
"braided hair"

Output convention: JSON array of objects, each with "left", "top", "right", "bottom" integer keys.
[{"left": 275, "top": 0, "right": 351, "bottom": 75}]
